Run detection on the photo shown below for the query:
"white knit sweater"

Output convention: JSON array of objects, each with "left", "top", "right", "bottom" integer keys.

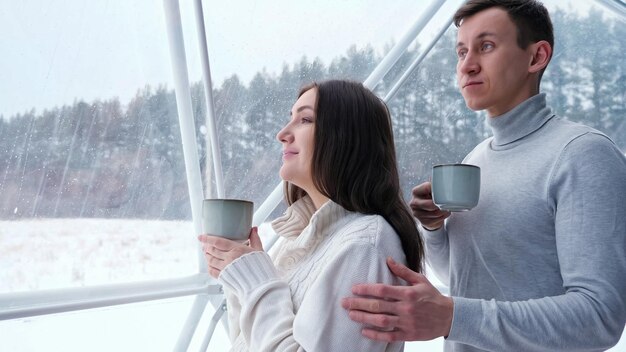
[{"left": 218, "top": 196, "right": 407, "bottom": 351}]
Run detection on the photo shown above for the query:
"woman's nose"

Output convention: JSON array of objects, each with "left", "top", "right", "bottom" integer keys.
[{"left": 276, "top": 124, "right": 293, "bottom": 144}]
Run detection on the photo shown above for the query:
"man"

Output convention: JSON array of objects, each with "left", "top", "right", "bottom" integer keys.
[{"left": 341, "top": 1, "right": 626, "bottom": 351}]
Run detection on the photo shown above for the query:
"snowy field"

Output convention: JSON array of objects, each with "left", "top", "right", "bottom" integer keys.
[{"left": 1, "top": 219, "right": 623, "bottom": 351}]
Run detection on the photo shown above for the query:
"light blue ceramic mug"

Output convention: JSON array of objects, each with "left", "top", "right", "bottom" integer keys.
[
  {"left": 202, "top": 199, "right": 254, "bottom": 241},
  {"left": 431, "top": 164, "right": 480, "bottom": 212}
]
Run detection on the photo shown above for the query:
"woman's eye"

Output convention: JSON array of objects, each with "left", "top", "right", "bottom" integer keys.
[{"left": 301, "top": 117, "right": 313, "bottom": 123}]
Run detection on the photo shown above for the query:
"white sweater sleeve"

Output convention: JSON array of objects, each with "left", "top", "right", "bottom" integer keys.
[{"left": 218, "top": 243, "right": 404, "bottom": 352}]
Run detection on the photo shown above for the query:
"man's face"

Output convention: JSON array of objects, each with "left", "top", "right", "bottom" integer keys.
[{"left": 456, "top": 7, "right": 536, "bottom": 117}]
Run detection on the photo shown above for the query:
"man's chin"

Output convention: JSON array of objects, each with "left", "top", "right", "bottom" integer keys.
[{"left": 464, "top": 99, "right": 486, "bottom": 112}]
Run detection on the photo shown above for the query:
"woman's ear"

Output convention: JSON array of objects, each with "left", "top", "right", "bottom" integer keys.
[{"left": 528, "top": 40, "right": 552, "bottom": 73}]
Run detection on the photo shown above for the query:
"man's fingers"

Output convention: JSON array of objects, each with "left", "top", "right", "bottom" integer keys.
[
  {"left": 410, "top": 207, "right": 450, "bottom": 230},
  {"left": 341, "top": 297, "right": 398, "bottom": 314},
  {"left": 350, "top": 283, "right": 407, "bottom": 301},
  {"left": 411, "top": 182, "right": 432, "bottom": 198},
  {"left": 387, "top": 257, "right": 425, "bottom": 285},
  {"left": 409, "top": 182, "right": 447, "bottom": 218},
  {"left": 361, "top": 328, "right": 404, "bottom": 343},
  {"left": 409, "top": 197, "right": 440, "bottom": 211},
  {"left": 347, "top": 310, "right": 399, "bottom": 329},
  {"left": 411, "top": 208, "right": 448, "bottom": 219}
]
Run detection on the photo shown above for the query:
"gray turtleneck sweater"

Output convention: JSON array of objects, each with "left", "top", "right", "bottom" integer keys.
[{"left": 423, "top": 93, "right": 626, "bottom": 351}]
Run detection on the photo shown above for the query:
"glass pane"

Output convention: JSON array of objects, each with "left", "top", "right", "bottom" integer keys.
[
  {"left": 0, "top": 1, "right": 196, "bottom": 293},
  {"left": 192, "top": 0, "right": 439, "bottom": 210},
  {"left": 1, "top": 219, "right": 195, "bottom": 291},
  {"left": 384, "top": 1, "right": 626, "bottom": 197}
]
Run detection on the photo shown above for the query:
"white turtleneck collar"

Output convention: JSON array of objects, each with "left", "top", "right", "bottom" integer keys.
[{"left": 270, "top": 195, "right": 355, "bottom": 270}]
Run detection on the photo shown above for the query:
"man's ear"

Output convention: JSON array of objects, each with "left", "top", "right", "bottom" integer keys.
[{"left": 528, "top": 40, "right": 552, "bottom": 73}]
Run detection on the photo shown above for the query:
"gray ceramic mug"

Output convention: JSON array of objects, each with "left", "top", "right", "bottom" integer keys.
[
  {"left": 431, "top": 164, "right": 480, "bottom": 212},
  {"left": 202, "top": 199, "right": 254, "bottom": 241}
]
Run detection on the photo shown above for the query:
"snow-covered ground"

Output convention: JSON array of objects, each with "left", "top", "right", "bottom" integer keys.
[
  {"left": 0, "top": 218, "right": 231, "bottom": 351},
  {"left": 1, "top": 219, "right": 623, "bottom": 351},
  {"left": 0, "top": 219, "right": 198, "bottom": 292}
]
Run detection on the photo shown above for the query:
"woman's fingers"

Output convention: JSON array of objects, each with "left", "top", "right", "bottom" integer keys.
[
  {"left": 204, "top": 248, "right": 232, "bottom": 278},
  {"left": 203, "top": 243, "right": 230, "bottom": 259},
  {"left": 248, "top": 227, "right": 263, "bottom": 250},
  {"left": 198, "top": 234, "right": 238, "bottom": 251},
  {"left": 199, "top": 233, "right": 262, "bottom": 279}
]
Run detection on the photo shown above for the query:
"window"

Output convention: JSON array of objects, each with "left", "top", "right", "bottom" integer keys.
[{"left": 1, "top": 1, "right": 624, "bottom": 350}]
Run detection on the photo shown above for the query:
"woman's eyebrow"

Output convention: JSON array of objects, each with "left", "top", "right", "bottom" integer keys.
[
  {"left": 289, "top": 105, "right": 314, "bottom": 116},
  {"left": 297, "top": 105, "right": 314, "bottom": 113}
]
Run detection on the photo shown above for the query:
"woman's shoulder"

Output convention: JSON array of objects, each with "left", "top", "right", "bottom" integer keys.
[{"left": 332, "top": 213, "right": 402, "bottom": 251}]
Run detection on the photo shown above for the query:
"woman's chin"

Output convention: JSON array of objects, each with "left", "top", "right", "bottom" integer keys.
[{"left": 279, "top": 168, "right": 289, "bottom": 182}]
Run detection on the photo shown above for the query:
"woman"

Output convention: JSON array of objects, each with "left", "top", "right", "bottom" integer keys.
[{"left": 199, "top": 80, "right": 424, "bottom": 351}]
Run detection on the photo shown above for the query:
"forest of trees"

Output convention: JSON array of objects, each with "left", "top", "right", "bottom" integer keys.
[{"left": 0, "top": 10, "right": 624, "bottom": 220}]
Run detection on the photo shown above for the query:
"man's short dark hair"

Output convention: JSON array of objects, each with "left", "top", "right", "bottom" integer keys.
[{"left": 453, "top": 0, "right": 554, "bottom": 51}]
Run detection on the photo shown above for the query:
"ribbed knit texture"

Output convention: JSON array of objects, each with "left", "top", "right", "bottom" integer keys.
[
  {"left": 424, "top": 93, "right": 626, "bottom": 351},
  {"left": 219, "top": 197, "right": 407, "bottom": 352}
]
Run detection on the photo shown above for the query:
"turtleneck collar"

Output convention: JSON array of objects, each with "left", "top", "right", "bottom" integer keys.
[
  {"left": 271, "top": 195, "right": 350, "bottom": 239},
  {"left": 488, "top": 93, "right": 555, "bottom": 149},
  {"left": 271, "top": 195, "right": 317, "bottom": 238},
  {"left": 270, "top": 195, "right": 353, "bottom": 270}
]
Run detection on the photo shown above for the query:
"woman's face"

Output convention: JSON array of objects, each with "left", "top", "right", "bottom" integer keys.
[{"left": 276, "top": 88, "right": 317, "bottom": 192}]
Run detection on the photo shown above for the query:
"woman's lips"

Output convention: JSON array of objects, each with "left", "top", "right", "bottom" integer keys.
[{"left": 282, "top": 151, "right": 298, "bottom": 159}]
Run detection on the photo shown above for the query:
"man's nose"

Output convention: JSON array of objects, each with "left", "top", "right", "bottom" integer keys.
[{"left": 459, "top": 51, "right": 480, "bottom": 75}]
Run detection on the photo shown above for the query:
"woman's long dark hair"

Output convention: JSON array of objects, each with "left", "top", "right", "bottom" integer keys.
[{"left": 284, "top": 80, "right": 424, "bottom": 273}]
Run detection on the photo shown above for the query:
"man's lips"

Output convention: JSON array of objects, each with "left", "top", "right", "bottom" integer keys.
[{"left": 463, "top": 81, "right": 482, "bottom": 88}]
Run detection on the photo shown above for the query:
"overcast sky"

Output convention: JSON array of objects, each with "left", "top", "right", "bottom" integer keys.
[{"left": 0, "top": 0, "right": 610, "bottom": 118}]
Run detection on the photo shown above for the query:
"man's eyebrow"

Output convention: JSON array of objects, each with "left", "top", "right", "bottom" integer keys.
[
  {"left": 456, "top": 31, "right": 497, "bottom": 48},
  {"left": 477, "top": 31, "right": 497, "bottom": 39}
]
